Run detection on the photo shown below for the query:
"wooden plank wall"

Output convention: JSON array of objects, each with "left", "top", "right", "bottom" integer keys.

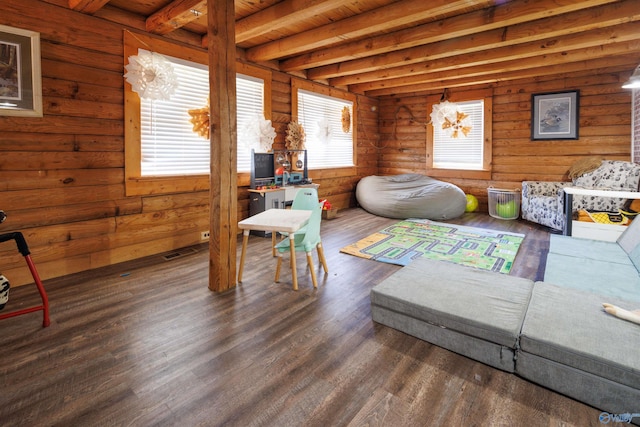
[
  {"left": 2, "top": 0, "right": 634, "bottom": 287},
  {"left": 0, "top": 0, "right": 378, "bottom": 286},
  {"left": 378, "top": 66, "right": 635, "bottom": 211},
  {"left": 243, "top": 71, "right": 379, "bottom": 218}
]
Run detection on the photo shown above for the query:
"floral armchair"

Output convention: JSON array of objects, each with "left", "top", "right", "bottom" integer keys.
[{"left": 521, "top": 160, "right": 640, "bottom": 231}]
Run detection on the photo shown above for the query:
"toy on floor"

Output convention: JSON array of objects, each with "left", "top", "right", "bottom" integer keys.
[
  {"left": 0, "top": 210, "right": 50, "bottom": 327},
  {"left": 602, "top": 303, "right": 640, "bottom": 325},
  {"left": 465, "top": 194, "right": 479, "bottom": 212}
]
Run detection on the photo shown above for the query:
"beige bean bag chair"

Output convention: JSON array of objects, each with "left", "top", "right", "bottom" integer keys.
[{"left": 356, "top": 174, "right": 467, "bottom": 219}]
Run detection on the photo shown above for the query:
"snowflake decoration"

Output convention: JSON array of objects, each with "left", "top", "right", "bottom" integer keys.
[
  {"left": 124, "top": 52, "right": 178, "bottom": 100},
  {"left": 430, "top": 100, "right": 472, "bottom": 138}
]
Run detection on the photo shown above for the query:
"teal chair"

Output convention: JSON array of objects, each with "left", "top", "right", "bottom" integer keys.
[
  {"left": 279, "top": 188, "right": 320, "bottom": 239},
  {"left": 291, "top": 187, "right": 320, "bottom": 210},
  {"left": 274, "top": 201, "right": 328, "bottom": 289}
]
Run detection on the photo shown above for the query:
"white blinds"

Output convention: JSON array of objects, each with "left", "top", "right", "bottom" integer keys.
[
  {"left": 237, "top": 74, "right": 266, "bottom": 172},
  {"left": 140, "top": 53, "right": 264, "bottom": 176},
  {"left": 433, "top": 100, "right": 484, "bottom": 170},
  {"left": 297, "top": 89, "right": 354, "bottom": 168},
  {"left": 140, "top": 56, "right": 210, "bottom": 176}
]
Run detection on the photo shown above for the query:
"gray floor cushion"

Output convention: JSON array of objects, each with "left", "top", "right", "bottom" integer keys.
[
  {"left": 356, "top": 174, "right": 467, "bottom": 219},
  {"left": 519, "top": 282, "right": 640, "bottom": 393},
  {"left": 544, "top": 253, "right": 640, "bottom": 302},
  {"left": 516, "top": 351, "right": 640, "bottom": 415},
  {"left": 370, "top": 258, "right": 534, "bottom": 372},
  {"left": 548, "top": 234, "right": 632, "bottom": 264}
]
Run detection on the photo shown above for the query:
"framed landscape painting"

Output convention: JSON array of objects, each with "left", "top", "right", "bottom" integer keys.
[
  {"left": 0, "top": 24, "right": 43, "bottom": 117},
  {"left": 531, "top": 90, "right": 579, "bottom": 140}
]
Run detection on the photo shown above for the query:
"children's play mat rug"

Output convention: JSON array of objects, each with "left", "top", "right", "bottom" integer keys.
[{"left": 340, "top": 218, "right": 524, "bottom": 274}]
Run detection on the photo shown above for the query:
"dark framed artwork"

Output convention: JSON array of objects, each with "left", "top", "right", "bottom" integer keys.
[
  {"left": 0, "top": 24, "right": 43, "bottom": 117},
  {"left": 531, "top": 90, "right": 579, "bottom": 140}
]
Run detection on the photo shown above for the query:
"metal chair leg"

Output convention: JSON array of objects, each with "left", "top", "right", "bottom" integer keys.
[{"left": 0, "top": 232, "right": 50, "bottom": 327}]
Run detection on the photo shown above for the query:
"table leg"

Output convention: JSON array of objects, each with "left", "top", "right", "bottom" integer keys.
[
  {"left": 238, "top": 230, "right": 249, "bottom": 283},
  {"left": 271, "top": 232, "right": 276, "bottom": 257},
  {"left": 289, "top": 233, "right": 298, "bottom": 291}
]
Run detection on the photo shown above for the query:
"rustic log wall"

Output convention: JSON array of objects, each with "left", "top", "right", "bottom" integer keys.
[
  {"left": 0, "top": 0, "right": 636, "bottom": 287},
  {"left": 378, "top": 67, "right": 634, "bottom": 211},
  {"left": 0, "top": 0, "right": 379, "bottom": 286}
]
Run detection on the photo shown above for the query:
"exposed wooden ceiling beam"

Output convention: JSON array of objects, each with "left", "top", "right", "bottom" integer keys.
[
  {"left": 64, "top": 0, "right": 640, "bottom": 101},
  {"left": 312, "top": 0, "right": 638, "bottom": 82},
  {"left": 68, "top": 0, "right": 110, "bottom": 14},
  {"left": 336, "top": 23, "right": 640, "bottom": 90},
  {"left": 365, "top": 53, "right": 640, "bottom": 97},
  {"left": 236, "top": 0, "right": 350, "bottom": 44},
  {"left": 355, "top": 40, "right": 640, "bottom": 95},
  {"left": 282, "top": 0, "right": 619, "bottom": 72},
  {"left": 146, "top": 0, "right": 207, "bottom": 35},
  {"left": 245, "top": 0, "right": 493, "bottom": 62}
]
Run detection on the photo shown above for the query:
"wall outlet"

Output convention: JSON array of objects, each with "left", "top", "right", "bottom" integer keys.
[{"left": 200, "top": 231, "right": 210, "bottom": 241}]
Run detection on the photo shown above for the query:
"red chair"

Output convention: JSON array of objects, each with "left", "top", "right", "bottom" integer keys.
[{"left": 0, "top": 211, "right": 50, "bottom": 327}]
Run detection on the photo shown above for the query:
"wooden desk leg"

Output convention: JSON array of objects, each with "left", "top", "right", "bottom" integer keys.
[
  {"left": 289, "top": 233, "right": 298, "bottom": 291},
  {"left": 271, "top": 232, "right": 276, "bottom": 257},
  {"left": 238, "top": 230, "right": 249, "bottom": 283}
]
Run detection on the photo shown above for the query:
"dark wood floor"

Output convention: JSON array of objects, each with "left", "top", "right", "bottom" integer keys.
[{"left": 0, "top": 209, "right": 602, "bottom": 426}]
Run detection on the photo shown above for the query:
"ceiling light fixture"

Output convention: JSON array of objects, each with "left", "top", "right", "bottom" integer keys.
[
  {"left": 190, "top": 9, "right": 202, "bottom": 17},
  {"left": 622, "top": 64, "right": 640, "bottom": 89}
]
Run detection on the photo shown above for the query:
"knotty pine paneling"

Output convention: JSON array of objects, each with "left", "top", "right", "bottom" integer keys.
[
  {"left": 3, "top": 200, "right": 141, "bottom": 230},
  {"left": 1, "top": 0, "right": 379, "bottom": 286},
  {"left": 0, "top": 169, "right": 124, "bottom": 191},
  {"left": 377, "top": 65, "right": 635, "bottom": 212},
  {"left": 0, "top": 132, "right": 122, "bottom": 152}
]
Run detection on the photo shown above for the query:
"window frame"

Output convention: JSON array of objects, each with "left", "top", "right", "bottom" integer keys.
[
  {"left": 291, "top": 79, "right": 357, "bottom": 178},
  {"left": 124, "top": 32, "right": 271, "bottom": 196},
  {"left": 426, "top": 89, "right": 493, "bottom": 180}
]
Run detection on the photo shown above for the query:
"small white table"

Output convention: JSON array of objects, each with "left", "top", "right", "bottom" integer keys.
[{"left": 237, "top": 208, "right": 312, "bottom": 290}]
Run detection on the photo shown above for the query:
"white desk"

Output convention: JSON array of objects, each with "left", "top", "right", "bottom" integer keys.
[
  {"left": 237, "top": 208, "right": 312, "bottom": 290},
  {"left": 563, "top": 187, "right": 640, "bottom": 241}
]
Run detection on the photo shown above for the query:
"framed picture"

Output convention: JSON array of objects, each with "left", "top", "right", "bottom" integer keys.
[
  {"left": 0, "top": 24, "right": 43, "bottom": 117},
  {"left": 531, "top": 90, "right": 579, "bottom": 140}
]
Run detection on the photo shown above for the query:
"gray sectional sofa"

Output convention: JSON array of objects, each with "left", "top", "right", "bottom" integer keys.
[{"left": 370, "top": 217, "right": 640, "bottom": 419}]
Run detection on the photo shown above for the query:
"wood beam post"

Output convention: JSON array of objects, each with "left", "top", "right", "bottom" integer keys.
[
  {"left": 207, "top": 0, "right": 237, "bottom": 292},
  {"left": 146, "top": 0, "right": 207, "bottom": 35}
]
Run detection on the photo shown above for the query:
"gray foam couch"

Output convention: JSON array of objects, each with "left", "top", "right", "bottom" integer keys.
[{"left": 370, "top": 217, "right": 640, "bottom": 419}]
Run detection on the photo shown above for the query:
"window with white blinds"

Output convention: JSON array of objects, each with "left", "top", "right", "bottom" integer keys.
[
  {"left": 140, "top": 55, "right": 209, "bottom": 176},
  {"left": 432, "top": 99, "right": 484, "bottom": 170},
  {"left": 237, "top": 74, "right": 266, "bottom": 172},
  {"left": 140, "top": 55, "right": 264, "bottom": 176},
  {"left": 297, "top": 89, "right": 354, "bottom": 168}
]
